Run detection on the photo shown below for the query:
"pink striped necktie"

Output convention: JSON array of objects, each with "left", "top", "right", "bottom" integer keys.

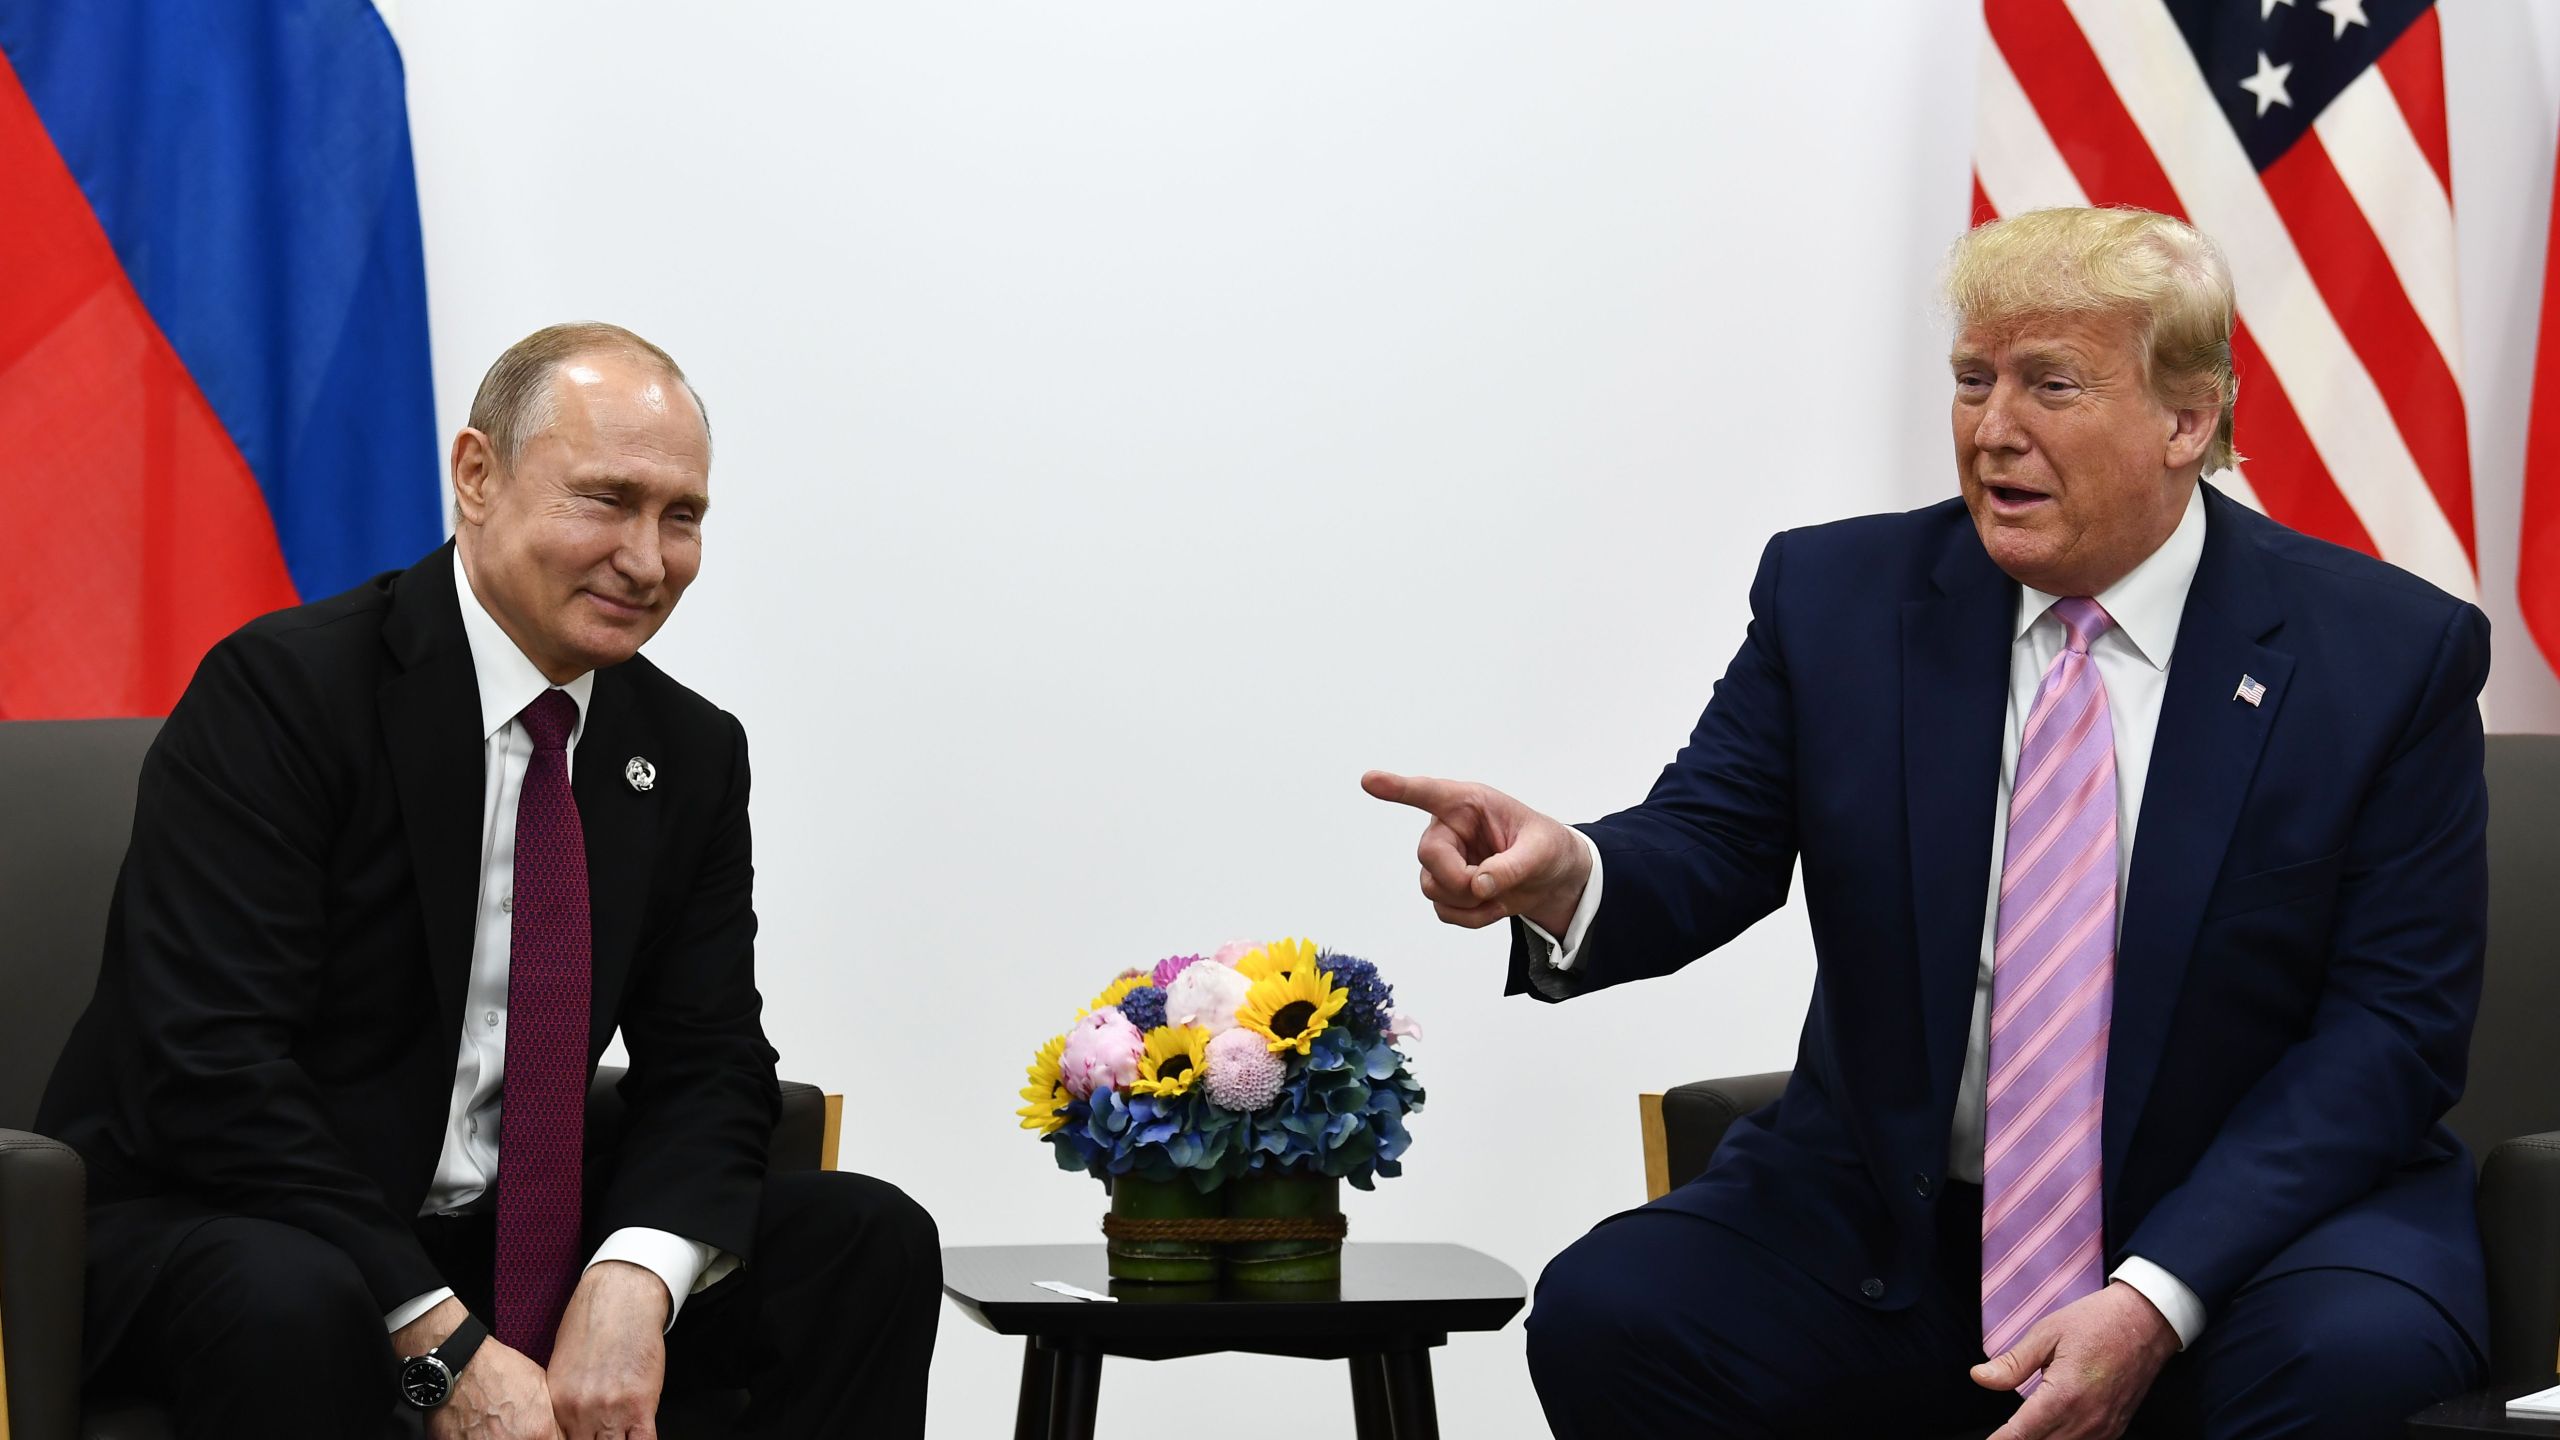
[
  {"left": 1981, "top": 596, "right": 2117, "bottom": 1364},
  {"left": 494, "top": 688, "right": 591, "bottom": 1364}
]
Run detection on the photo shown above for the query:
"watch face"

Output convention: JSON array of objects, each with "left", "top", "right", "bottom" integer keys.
[{"left": 400, "top": 1355, "right": 454, "bottom": 1409}]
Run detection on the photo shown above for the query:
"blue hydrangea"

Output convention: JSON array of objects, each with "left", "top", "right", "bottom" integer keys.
[
  {"left": 1117, "top": 984, "right": 1168, "bottom": 1034},
  {"left": 1318, "top": 953, "right": 1394, "bottom": 1033}
]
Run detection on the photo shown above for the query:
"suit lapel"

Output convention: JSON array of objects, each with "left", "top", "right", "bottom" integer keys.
[
  {"left": 2103, "top": 487, "right": 2291, "bottom": 1199},
  {"left": 379, "top": 545, "right": 486, "bottom": 1043},
  {"left": 1903, "top": 523, "right": 2018, "bottom": 1138},
  {"left": 574, "top": 667, "right": 661, "bottom": 1052}
]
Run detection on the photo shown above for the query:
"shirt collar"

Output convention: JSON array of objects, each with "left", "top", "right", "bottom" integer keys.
[
  {"left": 2012, "top": 481, "right": 2206, "bottom": 672},
  {"left": 453, "top": 549, "right": 595, "bottom": 743}
]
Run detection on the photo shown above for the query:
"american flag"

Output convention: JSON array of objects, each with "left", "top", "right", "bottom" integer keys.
[
  {"left": 1974, "top": 0, "right": 2476, "bottom": 610},
  {"left": 2524, "top": 134, "right": 2560, "bottom": 680}
]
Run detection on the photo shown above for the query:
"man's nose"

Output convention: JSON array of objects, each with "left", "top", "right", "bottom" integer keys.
[
  {"left": 615, "top": 516, "right": 666, "bottom": 589},
  {"left": 1973, "top": 384, "right": 2031, "bottom": 453}
]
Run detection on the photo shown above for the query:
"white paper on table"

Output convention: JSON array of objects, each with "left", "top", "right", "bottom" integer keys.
[
  {"left": 2506, "top": 1381, "right": 2560, "bottom": 1417},
  {"left": 1033, "top": 1280, "right": 1117, "bottom": 1303}
]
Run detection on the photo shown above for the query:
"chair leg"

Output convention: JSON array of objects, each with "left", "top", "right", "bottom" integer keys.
[
  {"left": 1381, "top": 1346, "right": 1439, "bottom": 1440},
  {"left": 1014, "top": 1339, "right": 1056, "bottom": 1440},
  {"left": 1048, "top": 1344, "right": 1103, "bottom": 1440},
  {"left": 1348, "top": 1351, "right": 1393, "bottom": 1439}
]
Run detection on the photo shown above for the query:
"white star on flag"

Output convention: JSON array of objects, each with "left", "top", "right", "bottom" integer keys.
[
  {"left": 2259, "top": 0, "right": 2294, "bottom": 18},
  {"left": 2239, "top": 51, "right": 2294, "bottom": 117},
  {"left": 2316, "top": 0, "right": 2370, "bottom": 39}
]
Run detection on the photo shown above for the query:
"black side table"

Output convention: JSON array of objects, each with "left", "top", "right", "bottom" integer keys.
[
  {"left": 2408, "top": 1384, "right": 2560, "bottom": 1437},
  {"left": 940, "top": 1242, "right": 1528, "bottom": 1440}
]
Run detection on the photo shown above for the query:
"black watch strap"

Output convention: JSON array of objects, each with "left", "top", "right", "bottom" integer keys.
[{"left": 434, "top": 1315, "right": 489, "bottom": 1377}]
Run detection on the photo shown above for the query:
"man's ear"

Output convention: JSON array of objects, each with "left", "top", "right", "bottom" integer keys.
[
  {"left": 2165, "top": 403, "right": 2215, "bottom": 472},
  {"left": 450, "top": 429, "right": 501, "bottom": 527}
]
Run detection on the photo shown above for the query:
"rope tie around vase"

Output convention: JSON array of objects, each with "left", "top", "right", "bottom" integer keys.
[{"left": 1100, "top": 1213, "right": 1350, "bottom": 1242}]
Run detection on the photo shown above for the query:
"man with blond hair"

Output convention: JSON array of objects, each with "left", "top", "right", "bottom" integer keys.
[
  {"left": 1371, "top": 208, "right": 2486, "bottom": 1437},
  {"left": 41, "top": 323, "right": 939, "bottom": 1437}
]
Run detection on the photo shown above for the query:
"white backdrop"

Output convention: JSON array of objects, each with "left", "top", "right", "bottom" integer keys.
[{"left": 382, "top": 5, "right": 2560, "bottom": 1435}]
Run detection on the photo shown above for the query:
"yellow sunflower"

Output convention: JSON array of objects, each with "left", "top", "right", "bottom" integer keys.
[
  {"left": 1237, "top": 964, "right": 1349, "bottom": 1056},
  {"left": 1233, "top": 936, "right": 1318, "bottom": 984},
  {"left": 1128, "top": 1025, "right": 1212, "bottom": 1099},
  {"left": 1016, "top": 1034, "right": 1070, "bottom": 1133},
  {"left": 1083, "top": 970, "right": 1150, "bottom": 1016}
]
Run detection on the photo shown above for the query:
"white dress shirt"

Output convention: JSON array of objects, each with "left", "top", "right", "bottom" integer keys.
[
  {"left": 1530, "top": 484, "right": 2212, "bottom": 1348},
  {"left": 384, "top": 553, "right": 730, "bottom": 1333}
]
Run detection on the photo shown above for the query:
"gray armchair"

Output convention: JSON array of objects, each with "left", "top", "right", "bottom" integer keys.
[
  {"left": 0, "top": 719, "right": 840, "bottom": 1440},
  {"left": 1642, "top": 734, "right": 2560, "bottom": 1410}
]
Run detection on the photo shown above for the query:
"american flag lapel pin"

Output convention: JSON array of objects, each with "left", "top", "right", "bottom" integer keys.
[{"left": 2234, "top": 675, "right": 2266, "bottom": 707}]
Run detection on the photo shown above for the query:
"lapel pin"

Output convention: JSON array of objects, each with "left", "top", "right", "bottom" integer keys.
[
  {"left": 2234, "top": 674, "right": 2266, "bottom": 707},
  {"left": 624, "top": 756, "right": 656, "bottom": 792}
]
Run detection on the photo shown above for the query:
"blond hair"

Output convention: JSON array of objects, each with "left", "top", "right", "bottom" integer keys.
[
  {"left": 466, "top": 321, "right": 710, "bottom": 467},
  {"left": 1945, "top": 207, "right": 2238, "bottom": 474}
]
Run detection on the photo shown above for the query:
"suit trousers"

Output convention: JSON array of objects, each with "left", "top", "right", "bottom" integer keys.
[
  {"left": 90, "top": 1170, "right": 942, "bottom": 1439},
  {"left": 1525, "top": 1184, "right": 2481, "bottom": 1439}
]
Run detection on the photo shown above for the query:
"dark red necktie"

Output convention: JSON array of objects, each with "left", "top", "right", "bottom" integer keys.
[{"left": 493, "top": 688, "right": 591, "bottom": 1363}]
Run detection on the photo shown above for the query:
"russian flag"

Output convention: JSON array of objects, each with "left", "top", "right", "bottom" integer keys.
[{"left": 0, "top": 0, "right": 440, "bottom": 719}]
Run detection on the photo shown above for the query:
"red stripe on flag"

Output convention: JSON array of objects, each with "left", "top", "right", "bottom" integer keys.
[
  {"left": 2373, "top": 9, "right": 2453, "bottom": 201},
  {"left": 2258, "top": 128, "right": 2474, "bottom": 563},
  {"left": 1984, "top": 0, "right": 2185, "bottom": 219},
  {"left": 2521, "top": 133, "right": 2560, "bottom": 679},
  {"left": 0, "top": 45, "right": 300, "bottom": 719},
  {"left": 1972, "top": 172, "right": 1997, "bottom": 228},
  {"left": 2230, "top": 321, "right": 2375, "bottom": 555},
  {"left": 1983, "top": 0, "right": 2373, "bottom": 557}
]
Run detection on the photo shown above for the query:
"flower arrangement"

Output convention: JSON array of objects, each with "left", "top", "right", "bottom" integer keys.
[{"left": 1017, "top": 938, "right": 1425, "bottom": 1195}]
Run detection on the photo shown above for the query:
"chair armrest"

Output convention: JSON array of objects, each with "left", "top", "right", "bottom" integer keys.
[
  {"left": 1641, "top": 1072, "right": 1791, "bottom": 1200},
  {"left": 0, "top": 1128, "right": 87, "bottom": 1440},
  {"left": 769, "top": 1082, "right": 829, "bottom": 1174},
  {"left": 2479, "top": 1129, "right": 2560, "bottom": 1386},
  {"left": 583, "top": 1067, "right": 834, "bottom": 1175}
]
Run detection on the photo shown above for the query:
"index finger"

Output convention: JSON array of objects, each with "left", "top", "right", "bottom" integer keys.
[{"left": 1361, "top": 770, "right": 1472, "bottom": 817}]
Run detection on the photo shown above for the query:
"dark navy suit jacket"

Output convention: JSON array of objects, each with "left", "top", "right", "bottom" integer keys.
[{"left": 1511, "top": 484, "right": 2490, "bottom": 1350}]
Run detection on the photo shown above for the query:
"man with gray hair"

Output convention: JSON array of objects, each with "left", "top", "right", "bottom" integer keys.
[
  {"left": 41, "top": 323, "right": 940, "bottom": 1438},
  {"left": 1370, "top": 207, "right": 2486, "bottom": 1437}
]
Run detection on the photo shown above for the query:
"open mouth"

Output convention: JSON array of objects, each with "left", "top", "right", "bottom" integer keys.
[{"left": 1985, "top": 484, "right": 2050, "bottom": 511}]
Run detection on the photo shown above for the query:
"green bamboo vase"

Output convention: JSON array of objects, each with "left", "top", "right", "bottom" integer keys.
[
  {"left": 1104, "top": 1175, "right": 1222, "bottom": 1282},
  {"left": 1222, "top": 1172, "right": 1342, "bottom": 1284}
]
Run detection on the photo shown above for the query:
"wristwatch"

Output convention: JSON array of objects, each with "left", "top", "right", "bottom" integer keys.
[{"left": 397, "top": 1314, "right": 489, "bottom": 1410}]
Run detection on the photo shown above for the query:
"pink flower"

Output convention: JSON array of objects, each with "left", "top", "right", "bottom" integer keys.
[
  {"left": 1385, "top": 1009, "right": 1424, "bottom": 1044},
  {"left": 1163, "top": 961, "right": 1253, "bottom": 1037},
  {"left": 1060, "top": 1008, "right": 1144, "bottom": 1099},
  {"left": 1202, "top": 1027, "right": 1286, "bottom": 1111},
  {"left": 1151, "top": 954, "right": 1203, "bottom": 989},
  {"left": 1209, "top": 940, "right": 1257, "bottom": 968}
]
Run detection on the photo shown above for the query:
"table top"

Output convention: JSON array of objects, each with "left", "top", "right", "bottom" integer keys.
[
  {"left": 2407, "top": 1383, "right": 2560, "bottom": 1437},
  {"left": 940, "top": 1243, "right": 1527, "bottom": 1346}
]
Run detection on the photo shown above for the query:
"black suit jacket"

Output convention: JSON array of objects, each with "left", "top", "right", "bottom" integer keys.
[
  {"left": 39, "top": 544, "right": 781, "bottom": 1358},
  {"left": 1511, "top": 486, "right": 2490, "bottom": 1348}
]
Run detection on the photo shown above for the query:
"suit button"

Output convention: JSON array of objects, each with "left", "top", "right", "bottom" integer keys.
[
  {"left": 1913, "top": 1172, "right": 1935, "bottom": 1199},
  {"left": 1860, "top": 1277, "right": 1885, "bottom": 1301}
]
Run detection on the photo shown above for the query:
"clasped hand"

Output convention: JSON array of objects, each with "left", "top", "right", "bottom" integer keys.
[{"left": 395, "top": 1262, "right": 670, "bottom": 1440}]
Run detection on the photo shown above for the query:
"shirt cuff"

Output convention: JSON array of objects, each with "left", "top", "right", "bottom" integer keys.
[
  {"left": 1518, "top": 830, "right": 1605, "bottom": 971},
  {"left": 2110, "top": 1255, "right": 2206, "bottom": 1350},
  {"left": 386, "top": 1287, "right": 455, "bottom": 1334},
  {"left": 590, "top": 1227, "right": 731, "bottom": 1330}
]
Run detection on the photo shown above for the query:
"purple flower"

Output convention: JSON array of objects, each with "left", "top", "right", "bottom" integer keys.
[
  {"left": 1118, "top": 985, "right": 1168, "bottom": 1034},
  {"left": 1151, "top": 954, "right": 1203, "bottom": 990},
  {"left": 1318, "top": 953, "right": 1395, "bottom": 1031}
]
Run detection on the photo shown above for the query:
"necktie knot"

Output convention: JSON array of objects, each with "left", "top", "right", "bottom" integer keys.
[
  {"left": 519, "top": 689, "right": 577, "bottom": 752},
  {"left": 2052, "top": 597, "right": 2113, "bottom": 656}
]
